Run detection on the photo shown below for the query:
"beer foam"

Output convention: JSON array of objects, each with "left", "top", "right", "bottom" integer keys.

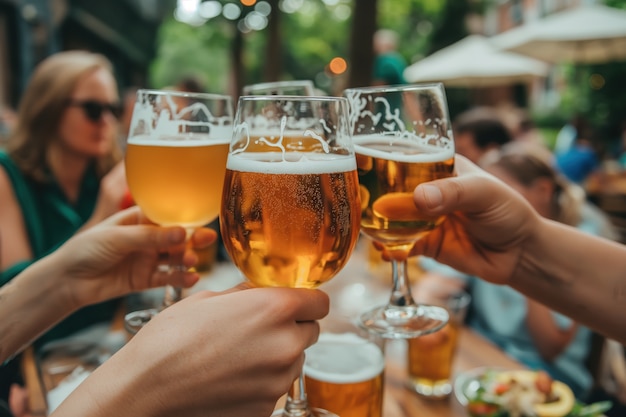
[
  {"left": 354, "top": 134, "right": 455, "bottom": 163},
  {"left": 304, "top": 333, "right": 384, "bottom": 384},
  {"left": 226, "top": 152, "right": 357, "bottom": 174},
  {"left": 127, "top": 133, "right": 231, "bottom": 147}
]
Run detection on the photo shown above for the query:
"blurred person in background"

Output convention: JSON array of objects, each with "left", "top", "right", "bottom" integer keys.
[
  {"left": 419, "top": 142, "right": 618, "bottom": 399},
  {"left": 0, "top": 105, "right": 17, "bottom": 147},
  {"left": 372, "top": 29, "right": 407, "bottom": 86},
  {"left": 451, "top": 106, "right": 513, "bottom": 166},
  {"left": 0, "top": 50, "right": 127, "bottom": 403}
]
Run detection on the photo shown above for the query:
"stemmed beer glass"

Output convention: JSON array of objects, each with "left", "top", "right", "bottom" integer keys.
[
  {"left": 124, "top": 89, "right": 233, "bottom": 333},
  {"left": 220, "top": 95, "right": 360, "bottom": 417},
  {"left": 344, "top": 83, "right": 454, "bottom": 339}
]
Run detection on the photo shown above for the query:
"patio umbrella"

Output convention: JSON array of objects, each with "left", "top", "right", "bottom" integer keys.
[
  {"left": 403, "top": 35, "right": 549, "bottom": 87},
  {"left": 492, "top": 4, "right": 626, "bottom": 64}
]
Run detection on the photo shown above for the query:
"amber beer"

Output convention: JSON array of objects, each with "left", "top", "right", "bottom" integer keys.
[
  {"left": 220, "top": 152, "right": 360, "bottom": 289},
  {"left": 354, "top": 136, "right": 455, "bottom": 246},
  {"left": 125, "top": 135, "right": 230, "bottom": 227},
  {"left": 304, "top": 333, "right": 385, "bottom": 417},
  {"left": 407, "top": 321, "right": 460, "bottom": 397}
]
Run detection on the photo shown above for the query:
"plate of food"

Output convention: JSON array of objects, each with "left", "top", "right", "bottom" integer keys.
[{"left": 454, "top": 367, "right": 612, "bottom": 417}]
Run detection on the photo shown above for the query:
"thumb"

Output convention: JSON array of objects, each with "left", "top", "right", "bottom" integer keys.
[{"left": 413, "top": 171, "right": 499, "bottom": 217}]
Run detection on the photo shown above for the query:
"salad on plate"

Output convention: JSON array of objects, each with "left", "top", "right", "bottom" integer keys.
[{"left": 454, "top": 368, "right": 612, "bottom": 417}]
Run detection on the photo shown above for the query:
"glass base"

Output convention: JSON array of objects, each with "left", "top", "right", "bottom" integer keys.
[
  {"left": 406, "top": 377, "right": 452, "bottom": 399},
  {"left": 271, "top": 407, "right": 338, "bottom": 417},
  {"left": 124, "top": 308, "right": 159, "bottom": 335},
  {"left": 359, "top": 304, "right": 449, "bottom": 339}
]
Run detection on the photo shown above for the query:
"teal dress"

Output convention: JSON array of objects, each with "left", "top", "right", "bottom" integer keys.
[{"left": 0, "top": 151, "right": 119, "bottom": 348}]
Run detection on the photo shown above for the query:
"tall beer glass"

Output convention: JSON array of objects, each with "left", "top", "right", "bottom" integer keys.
[
  {"left": 124, "top": 89, "right": 233, "bottom": 333},
  {"left": 221, "top": 95, "right": 360, "bottom": 416},
  {"left": 343, "top": 83, "right": 454, "bottom": 339},
  {"left": 243, "top": 79, "right": 316, "bottom": 96}
]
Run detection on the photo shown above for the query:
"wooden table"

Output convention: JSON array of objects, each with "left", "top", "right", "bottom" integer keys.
[{"left": 28, "top": 239, "right": 524, "bottom": 417}]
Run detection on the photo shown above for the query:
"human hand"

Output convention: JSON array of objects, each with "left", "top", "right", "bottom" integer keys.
[
  {"left": 54, "top": 286, "right": 329, "bottom": 417},
  {"left": 410, "top": 155, "right": 543, "bottom": 286},
  {"left": 93, "top": 161, "right": 128, "bottom": 220},
  {"left": 47, "top": 206, "right": 215, "bottom": 309}
]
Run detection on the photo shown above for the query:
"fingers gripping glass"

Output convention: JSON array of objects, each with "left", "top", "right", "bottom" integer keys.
[{"left": 67, "top": 100, "right": 123, "bottom": 122}]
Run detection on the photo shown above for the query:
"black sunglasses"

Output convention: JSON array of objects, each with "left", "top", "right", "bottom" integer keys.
[{"left": 67, "top": 100, "right": 123, "bottom": 122}]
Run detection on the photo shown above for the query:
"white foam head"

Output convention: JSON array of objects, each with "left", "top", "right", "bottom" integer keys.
[
  {"left": 127, "top": 133, "right": 231, "bottom": 147},
  {"left": 226, "top": 152, "right": 356, "bottom": 174},
  {"left": 304, "top": 333, "right": 385, "bottom": 384},
  {"left": 354, "top": 134, "right": 455, "bottom": 163}
]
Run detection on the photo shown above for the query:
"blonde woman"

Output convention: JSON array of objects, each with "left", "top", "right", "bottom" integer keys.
[{"left": 0, "top": 50, "right": 127, "bottom": 347}]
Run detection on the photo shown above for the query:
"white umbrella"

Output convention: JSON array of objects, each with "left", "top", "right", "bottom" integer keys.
[
  {"left": 492, "top": 4, "right": 626, "bottom": 64},
  {"left": 403, "top": 35, "right": 549, "bottom": 88}
]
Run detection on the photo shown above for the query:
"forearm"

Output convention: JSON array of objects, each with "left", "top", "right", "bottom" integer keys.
[
  {"left": 526, "top": 299, "right": 576, "bottom": 361},
  {"left": 514, "top": 218, "right": 626, "bottom": 344},
  {"left": 0, "top": 255, "right": 75, "bottom": 362}
]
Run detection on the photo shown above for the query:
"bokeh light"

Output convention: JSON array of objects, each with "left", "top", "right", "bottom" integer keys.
[{"left": 328, "top": 57, "right": 347, "bottom": 75}]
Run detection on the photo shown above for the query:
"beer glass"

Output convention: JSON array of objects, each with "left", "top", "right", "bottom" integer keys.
[
  {"left": 243, "top": 80, "right": 316, "bottom": 96},
  {"left": 343, "top": 83, "right": 454, "bottom": 339},
  {"left": 305, "top": 332, "right": 385, "bottom": 417},
  {"left": 220, "top": 95, "right": 360, "bottom": 416},
  {"left": 407, "top": 288, "right": 471, "bottom": 398},
  {"left": 124, "top": 89, "right": 233, "bottom": 333}
]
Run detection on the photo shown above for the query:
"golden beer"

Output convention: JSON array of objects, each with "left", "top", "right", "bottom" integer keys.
[
  {"left": 125, "top": 136, "right": 229, "bottom": 227},
  {"left": 407, "top": 321, "right": 460, "bottom": 397},
  {"left": 355, "top": 136, "right": 455, "bottom": 247},
  {"left": 304, "top": 333, "right": 385, "bottom": 417},
  {"left": 220, "top": 152, "right": 360, "bottom": 288}
]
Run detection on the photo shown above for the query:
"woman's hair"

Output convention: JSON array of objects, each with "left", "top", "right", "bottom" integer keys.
[
  {"left": 7, "top": 50, "right": 121, "bottom": 182},
  {"left": 487, "top": 142, "right": 585, "bottom": 227}
]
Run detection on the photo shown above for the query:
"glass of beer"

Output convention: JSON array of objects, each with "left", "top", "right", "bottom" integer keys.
[
  {"left": 305, "top": 331, "right": 385, "bottom": 417},
  {"left": 343, "top": 83, "right": 455, "bottom": 339},
  {"left": 407, "top": 288, "right": 471, "bottom": 398},
  {"left": 243, "top": 80, "right": 316, "bottom": 96},
  {"left": 124, "top": 89, "right": 233, "bottom": 333},
  {"left": 220, "top": 95, "right": 360, "bottom": 416}
]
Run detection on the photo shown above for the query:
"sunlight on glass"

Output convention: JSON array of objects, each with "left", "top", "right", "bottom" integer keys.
[
  {"left": 223, "top": 3, "right": 242, "bottom": 20},
  {"left": 198, "top": 1, "right": 222, "bottom": 19}
]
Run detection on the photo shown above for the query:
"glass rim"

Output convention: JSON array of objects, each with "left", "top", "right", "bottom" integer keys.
[
  {"left": 243, "top": 80, "right": 314, "bottom": 90},
  {"left": 136, "top": 88, "right": 233, "bottom": 101},
  {"left": 343, "top": 82, "right": 445, "bottom": 94},
  {"left": 238, "top": 95, "right": 347, "bottom": 103}
]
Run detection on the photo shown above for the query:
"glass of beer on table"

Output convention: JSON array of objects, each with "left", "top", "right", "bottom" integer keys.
[
  {"left": 220, "top": 95, "right": 360, "bottom": 417},
  {"left": 123, "top": 89, "right": 233, "bottom": 333},
  {"left": 305, "top": 328, "right": 385, "bottom": 417},
  {"left": 407, "top": 287, "right": 471, "bottom": 398},
  {"left": 343, "top": 83, "right": 455, "bottom": 339}
]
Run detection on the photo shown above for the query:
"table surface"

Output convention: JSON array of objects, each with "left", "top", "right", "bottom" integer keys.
[{"left": 29, "top": 239, "right": 524, "bottom": 417}]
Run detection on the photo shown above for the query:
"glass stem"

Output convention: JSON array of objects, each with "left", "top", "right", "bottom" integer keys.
[
  {"left": 388, "top": 259, "right": 416, "bottom": 308},
  {"left": 161, "top": 227, "right": 194, "bottom": 309},
  {"left": 283, "top": 370, "right": 311, "bottom": 417}
]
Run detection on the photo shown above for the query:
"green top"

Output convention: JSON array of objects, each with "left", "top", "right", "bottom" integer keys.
[
  {"left": 373, "top": 52, "right": 407, "bottom": 85},
  {"left": 0, "top": 151, "right": 119, "bottom": 348}
]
